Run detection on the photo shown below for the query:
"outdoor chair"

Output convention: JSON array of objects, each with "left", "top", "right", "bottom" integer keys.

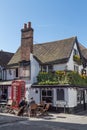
[
  {"left": 39, "top": 103, "right": 50, "bottom": 116},
  {"left": 17, "top": 106, "right": 25, "bottom": 116},
  {"left": 40, "top": 101, "right": 46, "bottom": 108},
  {"left": 5, "top": 100, "right": 19, "bottom": 114},
  {"left": 29, "top": 103, "right": 38, "bottom": 117},
  {"left": 4, "top": 100, "right": 14, "bottom": 113}
]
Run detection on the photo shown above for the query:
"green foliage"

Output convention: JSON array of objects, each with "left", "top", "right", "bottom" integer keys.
[
  {"left": 37, "top": 71, "right": 87, "bottom": 86},
  {"left": 73, "top": 55, "right": 82, "bottom": 65}
]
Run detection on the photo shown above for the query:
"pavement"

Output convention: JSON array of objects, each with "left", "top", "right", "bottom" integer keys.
[
  {"left": 0, "top": 111, "right": 87, "bottom": 124},
  {"left": 0, "top": 111, "right": 87, "bottom": 130},
  {"left": 29, "top": 112, "right": 87, "bottom": 124},
  {"left": 0, "top": 113, "right": 27, "bottom": 125}
]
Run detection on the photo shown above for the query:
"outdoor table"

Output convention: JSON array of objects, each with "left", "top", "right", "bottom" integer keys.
[
  {"left": 0, "top": 102, "right": 7, "bottom": 107},
  {"left": 0, "top": 102, "right": 7, "bottom": 112}
]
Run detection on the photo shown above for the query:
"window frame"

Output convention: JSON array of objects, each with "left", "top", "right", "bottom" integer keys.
[
  {"left": 41, "top": 89, "right": 53, "bottom": 103},
  {"left": 56, "top": 89, "right": 64, "bottom": 101}
]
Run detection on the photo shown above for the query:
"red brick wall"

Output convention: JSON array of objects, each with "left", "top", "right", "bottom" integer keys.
[{"left": 21, "top": 22, "right": 33, "bottom": 61}]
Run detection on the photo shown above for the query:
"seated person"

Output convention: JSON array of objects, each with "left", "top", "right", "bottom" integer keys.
[
  {"left": 28, "top": 97, "right": 36, "bottom": 117},
  {"left": 17, "top": 97, "right": 27, "bottom": 116},
  {"left": 19, "top": 97, "right": 27, "bottom": 108},
  {"left": 29, "top": 97, "right": 36, "bottom": 106}
]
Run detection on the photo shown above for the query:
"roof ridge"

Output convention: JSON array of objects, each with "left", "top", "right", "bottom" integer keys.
[
  {"left": 0, "top": 50, "right": 14, "bottom": 54},
  {"left": 34, "top": 36, "right": 76, "bottom": 46}
]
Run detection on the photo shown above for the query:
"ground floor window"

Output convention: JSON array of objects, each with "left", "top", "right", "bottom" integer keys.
[
  {"left": 74, "top": 65, "right": 79, "bottom": 72},
  {"left": 41, "top": 89, "right": 53, "bottom": 103},
  {"left": 0, "top": 86, "right": 8, "bottom": 101},
  {"left": 57, "top": 89, "right": 64, "bottom": 100}
]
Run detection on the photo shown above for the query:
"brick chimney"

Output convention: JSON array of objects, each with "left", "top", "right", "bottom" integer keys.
[{"left": 21, "top": 22, "right": 33, "bottom": 61}]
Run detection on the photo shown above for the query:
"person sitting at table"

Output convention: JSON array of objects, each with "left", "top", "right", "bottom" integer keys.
[
  {"left": 40, "top": 100, "right": 46, "bottom": 108},
  {"left": 29, "top": 97, "right": 36, "bottom": 106},
  {"left": 28, "top": 97, "right": 37, "bottom": 117},
  {"left": 17, "top": 97, "right": 27, "bottom": 116}
]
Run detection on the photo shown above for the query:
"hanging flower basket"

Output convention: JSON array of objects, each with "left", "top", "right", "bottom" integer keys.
[{"left": 73, "top": 55, "right": 82, "bottom": 65}]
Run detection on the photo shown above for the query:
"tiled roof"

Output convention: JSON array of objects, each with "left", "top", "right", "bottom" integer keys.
[
  {"left": 8, "top": 36, "right": 87, "bottom": 65},
  {"left": 8, "top": 47, "right": 21, "bottom": 65},
  {"left": 81, "top": 49, "right": 87, "bottom": 60},
  {"left": 33, "top": 37, "right": 76, "bottom": 64},
  {"left": 0, "top": 50, "right": 14, "bottom": 67},
  {"left": 79, "top": 44, "right": 87, "bottom": 60}
]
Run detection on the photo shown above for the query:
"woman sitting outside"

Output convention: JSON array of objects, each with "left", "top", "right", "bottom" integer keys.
[{"left": 28, "top": 97, "right": 37, "bottom": 117}]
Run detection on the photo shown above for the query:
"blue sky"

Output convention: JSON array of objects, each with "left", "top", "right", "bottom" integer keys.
[{"left": 0, "top": 0, "right": 87, "bottom": 52}]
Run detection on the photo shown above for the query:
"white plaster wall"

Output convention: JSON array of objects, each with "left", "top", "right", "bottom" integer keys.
[
  {"left": 27, "top": 88, "right": 40, "bottom": 104},
  {"left": 53, "top": 88, "right": 69, "bottom": 107},
  {"left": 52, "top": 88, "right": 77, "bottom": 108},
  {"left": 8, "top": 86, "right": 12, "bottom": 99},
  {"left": 53, "top": 63, "right": 67, "bottom": 71},
  {"left": 25, "top": 53, "right": 40, "bottom": 104},
  {"left": 7, "top": 69, "right": 16, "bottom": 80},
  {"left": 3, "top": 70, "right": 6, "bottom": 80},
  {"left": 67, "top": 43, "right": 77, "bottom": 70},
  {"left": 0, "top": 66, "right": 3, "bottom": 79},
  {"left": 67, "top": 42, "right": 83, "bottom": 73},
  {"left": 64, "top": 88, "right": 69, "bottom": 107},
  {"left": 53, "top": 88, "right": 56, "bottom": 106},
  {"left": 30, "top": 54, "right": 40, "bottom": 84},
  {"left": 68, "top": 88, "right": 77, "bottom": 107},
  {"left": 25, "top": 81, "right": 31, "bottom": 101},
  {"left": 23, "top": 80, "right": 40, "bottom": 104}
]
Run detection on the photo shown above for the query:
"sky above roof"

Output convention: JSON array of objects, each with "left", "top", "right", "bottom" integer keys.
[{"left": 0, "top": 0, "right": 87, "bottom": 53}]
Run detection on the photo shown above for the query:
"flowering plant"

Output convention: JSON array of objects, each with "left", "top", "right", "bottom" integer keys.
[{"left": 73, "top": 55, "right": 82, "bottom": 65}]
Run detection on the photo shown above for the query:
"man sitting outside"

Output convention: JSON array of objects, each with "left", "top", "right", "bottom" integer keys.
[{"left": 17, "top": 97, "right": 27, "bottom": 116}]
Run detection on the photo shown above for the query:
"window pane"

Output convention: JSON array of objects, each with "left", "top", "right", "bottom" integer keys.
[
  {"left": 74, "top": 49, "right": 78, "bottom": 55},
  {"left": 48, "top": 65, "right": 53, "bottom": 72},
  {"left": 74, "top": 65, "right": 79, "bottom": 72},
  {"left": 16, "top": 68, "right": 18, "bottom": 77},
  {"left": 57, "top": 89, "right": 64, "bottom": 100},
  {"left": 41, "top": 89, "right": 53, "bottom": 103},
  {"left": 42, "top": 90, "right": 46, "bottom": 96},
  {"left": 47, "top": 90, "right": 52, "bottom": 96},
  {"left": 42, "top": 66, "right": 46, "bottom": 72}
]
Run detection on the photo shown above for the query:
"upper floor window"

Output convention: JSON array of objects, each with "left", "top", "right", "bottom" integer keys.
[
  {"left": 16, "top": 68, "right": 18, "bottom": 77},
  {"left": 41, "top": 65, "right": 53, "bottom": 72},
  {"left": 9, "top": 69, "right": 12, "bottom": 75},
  {"left": 48, "top": 65, "right": 53, "bottom": 72},
  {"left": 41, "top": 65, "right": 46, "bottom": 72},
  {"left": 73, "top": 49, "right": 78, "bottom": 55},
  {"left": 74, "top": 65, "right": 79, "bottom": 72}
]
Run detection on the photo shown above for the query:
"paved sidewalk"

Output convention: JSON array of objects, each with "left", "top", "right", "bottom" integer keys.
[
  {"left": 29, "top": 112, "right": 87, "bottom": 124},
  {"left": 0, "top": 111, "right": 87, "bottom": 124},
  {"left": 0, "top": 112, "right": 87, "bottom": 130},
  {"left": 0, "top": 113, "right": 28, "bottom": 125}
]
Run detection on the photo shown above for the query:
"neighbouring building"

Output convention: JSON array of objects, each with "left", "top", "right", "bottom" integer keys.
[
  {"left": 0, "top": 50, "right": 14, "bottom": 101},
  {"left": 0, "top": 22, "right": 87, "bottom": 113}
]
